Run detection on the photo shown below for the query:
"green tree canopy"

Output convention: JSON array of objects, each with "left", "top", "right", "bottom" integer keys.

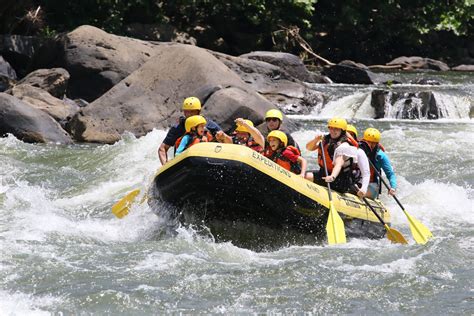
[{"left": 1, "top": 0, "right": 472, "bottom": 64}]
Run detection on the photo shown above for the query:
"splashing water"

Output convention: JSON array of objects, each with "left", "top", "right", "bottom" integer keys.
[{"left": 0, "top": 117, "right": 473, "bottom": 314}]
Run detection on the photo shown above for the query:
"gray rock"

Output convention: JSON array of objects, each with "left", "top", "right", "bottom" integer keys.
[
  {"left": 322, "top": 63, "right": 392, "bottom": 84},
  {"left": 0, "top": 76, "right": 13, "bottom": 93},
  {"left": 371, "top": 90, "right": 389, "bottom": 119},
  {"left": 203, "top": 87, "right": 274, "bottom": 132},
  {"left": 451, "top": 64, "right": 474, "bottom": 72},
  {"left": 68, "top": 44, "right": 275, "bottom": 143},
  {"left": 16, "top": 68, "right": 70, "bottom": 98},
  {"left": 240, "top": 51, "right": 322, "bottom": 83},
  {"left": 0, "top": 35, "right": 44, "bottom": 76},
  {"left": 10, "top": 84, "right": 79, "bottom": 126},
  {"left": 371, "top": 89, "right": 442, "bottom": 119},
  {"left": 31, "top": 25, "right": 160, "bottom": 101},
  {"left": 387, "top": 56, "right": 450, "bottom": 71},
  {"left": 212, "top": 51, "right": 327, "bottom": 115},
  {"left": 0, "top": 55, "right": 16, "bottom": 92},
  {"left": 410, "top": 78, "right": 441, "bottom": 85},
  {"left": 339, "top": 60, "right": 369, "bottom": 70},
  {"left": 124, "top": 23, "right": 197, "bottom": 45},
  {"left": 0, "top": 93, "right": 72, "bottom": 143},
  {"left": 0, "top": 55, "right": 17, "bottom": 80}
]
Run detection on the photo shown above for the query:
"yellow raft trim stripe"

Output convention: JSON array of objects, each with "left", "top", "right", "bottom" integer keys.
[{"left": 156, "top": 143, "right": 391, "bottom": 224}]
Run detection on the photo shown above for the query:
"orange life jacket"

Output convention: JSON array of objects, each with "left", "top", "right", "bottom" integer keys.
[
  {"left": 346, "top": 133, "right": 359, "bottom": 147},
  {"left": 317, "top": 133, "right": 354, "bottom": 173},
  {"left": 174, "top": 131, "right": 211, "bottom": 152},
  {"left": 269, "top": 146, "right": 301, "bottom": 174}
]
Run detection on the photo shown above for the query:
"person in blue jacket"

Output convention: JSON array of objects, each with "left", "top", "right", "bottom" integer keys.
[
  {"left": 358, "top": 128, "right": 397, "bottom": 199},
  {"left": 158, "top": 96, "right": 221, "bottom": 165}
]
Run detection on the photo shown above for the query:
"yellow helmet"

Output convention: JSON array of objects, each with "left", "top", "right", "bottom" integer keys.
[
  {"left": 327, "top": 117, "right": 347, "bottom": 130},
  {"left": 346, "top": 124, "right": 358, "bottom": 138},
  {"left": 185, "top": 115, "right": 207, "bottom": 133},
  {"left": 363, "top": 128, "right": 381, "bottom": 143},
  {"left": 182, "top": 97, "right": 202, "bottom": 111},
  {"left": 235, "top": 119, "right": 254, "bottom": 133},
  {"left": 267, "top": 130, "right": 288, "bottom": 147},
  {"left": 265, "top": 109, "right": 283, "bottom": 121}
]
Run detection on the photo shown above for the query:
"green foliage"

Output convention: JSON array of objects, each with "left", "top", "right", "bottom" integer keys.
[
  {"left": 158, "top": 0, "right": 317, "bottom": 53},
  {"left": 1, "top": 0, "right": 472, "bottom": 64},
  {"left": 307, "top": 0, "right": 473, "bottom": 63}
]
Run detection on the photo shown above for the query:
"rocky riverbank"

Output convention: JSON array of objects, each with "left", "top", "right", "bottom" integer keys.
[{"left": 0, "top": 25, "right": 472, "bottom": 144}]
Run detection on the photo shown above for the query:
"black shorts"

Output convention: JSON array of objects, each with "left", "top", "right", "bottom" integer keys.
[{"left": 310, "top": 169, "right": 352, "bottom": 194}]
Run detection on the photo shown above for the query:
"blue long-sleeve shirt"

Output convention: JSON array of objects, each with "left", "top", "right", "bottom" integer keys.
[
  {"left": 163, "top": 116, "right": 221, "bottom": 146},
  {"left": 175, "top": 134, "right": 192, "bottom": 155},
  {"left": 374, "top": 149, "right": 397, "bottom": 189}
]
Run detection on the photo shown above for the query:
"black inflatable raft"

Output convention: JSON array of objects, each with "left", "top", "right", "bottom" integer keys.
[{"left": 149, "top": 143, "right": 391, "bottom": 242}]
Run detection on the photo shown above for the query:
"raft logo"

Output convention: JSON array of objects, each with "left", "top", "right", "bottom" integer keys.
[
  {"left": 251, "top": 151, "right": 292, "bottom": 178},
  {"left": 214, "top": 145, "right": 222, "bottom": 153},
  {"left": 338, "top": 195, "right": 361, "bottom": 209},
  {"left": 306, "top": 182, "right": 320, "bottom": 193}
]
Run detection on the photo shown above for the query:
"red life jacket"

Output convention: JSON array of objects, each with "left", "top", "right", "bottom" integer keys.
[
  {"left": 263, "top": 146, "right": 273, "bottom": 158},
  {"left": 270, "top": 146, "right": 302, "bottom": 174},
  {"left": 174, "top": 131, "right": 211, "bottom": 152}
]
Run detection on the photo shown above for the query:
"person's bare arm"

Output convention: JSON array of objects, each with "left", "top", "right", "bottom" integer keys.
[
  {"left": 216, "top": 131, "right": 233, "bottom": 144},
  {"left": 298, "top": 156, "right": 307, "bottom": 177},
  {"left": 247, "top": 125, "right": 265, "bottom": 149},
  {"left": 158, "top": 143, "right": 170, "bottom": 165},
  {"left": 323, "top": 155, "right": 344, "bottom": 182},
  {"left": 235, "top": 118, "right": 265, "bottom": 149},
  {"left": 306, "top": 135, "right": 322, "bottom": 151}
]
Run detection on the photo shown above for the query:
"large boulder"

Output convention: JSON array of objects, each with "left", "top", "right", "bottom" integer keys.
[
  {"left": 31, "top": 25, "right": 159, "bottom": 101},
  {"left": 387, "top": 56, "right": 450, "bottom": 71},
  {"left": 68, "top": 44, "right": 275, "bottom": 143},
  {"left": 451, "top": 64, "right": 474, "bottom": 72},
  {"left": 124, "top": 23, "right": 197, "bottom": 45},
  {"left": 212, "top": 51, "right": 327, "bottom": 115},
  {"left": 0, "top": 55, "right": 17, "bottom": 80},
  {"left": 10, "top": 84, "right": 79, "bottom": 126},
  {"left": 0, "top": 35, "right": 44, "bottom": 77},
  {"left": 203, "top": 87, "right": 272, "bottom": 132},
  {"left": 239, "top": 51, "right": 324, "bottom": 83},
  {"left": 371, "top": 90, "right": 441, "bottom": 119},
  {"left": 0, "top": 93, "right": 72, "bottom": 143},
  {"left": 322, "top": 61, "right": 393, "bottom": 84},
  {"left": 16, "top": 68, "right": 70, "bottom": 98},
  {"left": 0, "top": 55, "right": 16, "bottom": 92}
]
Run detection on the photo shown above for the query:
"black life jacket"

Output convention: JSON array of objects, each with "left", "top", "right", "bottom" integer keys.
[
  {"left": 318, "top": 132, "right": 353, "bottom": 172},
  {"left": 317, "top": 132, "right": 356, "bottom": 193},
  {"left": 359, "top": 140, "right": 381, "bottom": 183}
]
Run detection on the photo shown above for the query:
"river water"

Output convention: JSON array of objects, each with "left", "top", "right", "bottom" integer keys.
[{"left": 1, "top": 74, "right": 473, "bottom": 314}]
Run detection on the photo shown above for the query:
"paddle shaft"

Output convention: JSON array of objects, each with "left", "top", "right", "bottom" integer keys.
[
  {"left": 367, "top": 152, "right": 432, "bottom": 244},
  {"left": 319, "top": 140, "right": 347, "bottom": 244},
  {"left": 319, "top": 141, "right": 333, "bottom": 201},
  {"left": 351, "top": 182, "right": 388, "bottom": 225},
  {"left": 367, "top": 159, "right": 406, "bottom": 210},
  {"left": 362, "top": 196, "right": 387, "bottom": 226}
]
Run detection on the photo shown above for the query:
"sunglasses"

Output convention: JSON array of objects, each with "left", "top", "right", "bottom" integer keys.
[{"left": 266, "top": 118, "right": 280, "bottom": 122}]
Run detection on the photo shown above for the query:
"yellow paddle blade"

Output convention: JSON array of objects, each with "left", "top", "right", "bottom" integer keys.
[
  {"left": 384, "top": 224, "right": 408, "bottom": 244},
  {"left": 403, "top": 210, "right": 433, "bottom": 245},
  {"left": 111, "top": 189, "right": 141, "bottom": 219},
  {"left": 326, "top": 201, "right": 347, "bottom": 245}
]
